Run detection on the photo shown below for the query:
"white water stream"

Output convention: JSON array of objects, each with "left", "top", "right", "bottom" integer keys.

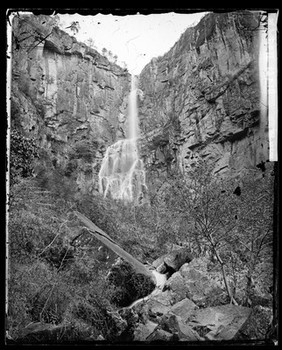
[
  {"left": 98, "top": 75, "right": 147, "bottom": 202},
  {"left": 126, "top": 270, "right": 167, "bottom": 310}
]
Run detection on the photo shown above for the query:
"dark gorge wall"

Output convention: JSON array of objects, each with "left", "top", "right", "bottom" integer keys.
[
  {"left": 11, "top": 14, "right": 131, "bottom": 193},
  {"left": 138, "top": 11, "right": 269, "bottom": 191}
]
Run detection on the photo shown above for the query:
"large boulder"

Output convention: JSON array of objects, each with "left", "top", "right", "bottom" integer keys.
[
  {"left": 152, "top": 247, "right": 193, "bottom": 274},
  {"left": 163, "top": 272, "right": 189, "bottom": 302},
  {"left": 179, "top": 263, "right": 225, "bottom": 307},
  {"left": 170, "top": 298, "right": 198, "bottom": 322},
  {"left": 147, "top": 329, "right": 174, "bottom": 342},
  {"left": 160, "top": 313, "right": 202, "bottom": 341},
  {"left": 130, "top": 290, "right": 174, "bottom": 325},
  {"left": 186, "top": 304, "right": 252, "bottom": 341},
  {"left": 133, "top": 320, "right": 158, "bottom": 341}
]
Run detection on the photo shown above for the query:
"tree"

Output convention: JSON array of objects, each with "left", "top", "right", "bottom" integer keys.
[
  {"left": 159, "top": 159, "right": 274, "bottom": 306},
  {"left": 66, "top": 21, "right": 80, "bottom": 35},
  {"left": 113, "top": 54, "right": 118, "bottom": 63},
  {"left": 86, "top": 37, "right": 96, "bottom": 49},
  {"left": 173, "top": 161, "right": 238, "bottom": 303},
  {"left": 120, "top": 61, "right": 128, "bottom": 70},
  {"left": 107, "top": 50, "right": 113, "bottom": 62},
  {"left": 230, "top": 172, "right": 274, "bottom": 305}
]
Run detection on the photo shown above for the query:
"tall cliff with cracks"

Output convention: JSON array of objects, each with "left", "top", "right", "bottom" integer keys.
[
  {"left": 11, "top": 14, "right": 130, "bottom": 194},
  {"left": 138, "top": 11, "right": 269, "bottom": 191}
]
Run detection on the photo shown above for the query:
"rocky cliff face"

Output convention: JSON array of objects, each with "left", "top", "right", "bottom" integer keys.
[
  {"left": 11, "top": 14, "right": 130, "bottom": 192},
  {"left": 11, "top": 12, "right": 270, "bottom": 198},
  {"left": 138, "top": 11, "right": 269, "bottom": 190}
]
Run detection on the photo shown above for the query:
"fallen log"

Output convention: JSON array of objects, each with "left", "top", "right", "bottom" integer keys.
[{"left": 74, "top": 211, "right": 156, "bottom": 284}]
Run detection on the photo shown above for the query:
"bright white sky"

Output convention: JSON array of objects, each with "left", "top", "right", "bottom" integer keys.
[{"left": 58, "top": 12, "right": 208, "bottom": 75}]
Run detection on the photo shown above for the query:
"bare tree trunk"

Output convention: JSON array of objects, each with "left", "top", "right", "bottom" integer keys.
[
  {"left": 210, "top": 240, "right": 238, "bottom": 305},
  {"left": 74, "top": 211, "right": 156, "bottom": 285}
]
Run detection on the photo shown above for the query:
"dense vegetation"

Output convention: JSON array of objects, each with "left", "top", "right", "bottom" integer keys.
[{"left": 7, "top": 129, "right": 275, "bottom": 342}]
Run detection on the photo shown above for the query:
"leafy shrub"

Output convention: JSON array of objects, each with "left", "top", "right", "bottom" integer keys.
[
  {"left": 7, "top": 178, "right": 121, "bottom": 341},
  {"left": 10, "top": 129, "right": 39, "bottom": 185},
  {"left": 107, "top": 261, "right": 155, "bottom": 307}
]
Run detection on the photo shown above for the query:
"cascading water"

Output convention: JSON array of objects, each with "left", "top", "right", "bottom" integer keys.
[{"left": 98, "top": 75, "right": 147, "bottom": 203}]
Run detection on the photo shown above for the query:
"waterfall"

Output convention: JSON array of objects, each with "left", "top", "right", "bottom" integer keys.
[{"left": 98, "top": 75, "right": 147, "bottom": 203}]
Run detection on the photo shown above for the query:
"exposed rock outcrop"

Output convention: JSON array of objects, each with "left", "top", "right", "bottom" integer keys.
[
  {"left": 11, "top": 14, "right": 130, "bottom": 193},
  {"left": 138, "top": 11, "right": 269, "bottom": 191}
]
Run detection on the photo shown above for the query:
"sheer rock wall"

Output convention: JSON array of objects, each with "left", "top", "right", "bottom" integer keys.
[
  {"left": 11, "top": 14, "right": 130, "bottom": 192},
  {"left": 138, "top": 11, "right": 268, "bottom": 190}
]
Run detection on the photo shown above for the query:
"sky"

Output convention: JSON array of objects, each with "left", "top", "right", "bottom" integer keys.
[{"left": 58, "top": 11, "right": 208, "bottom": 75}]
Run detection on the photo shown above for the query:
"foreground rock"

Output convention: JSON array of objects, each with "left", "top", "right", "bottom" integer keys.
[
  {"left": 120, "top": 255, "right": 261, "bottom": 343},
  {"left": 186, "top": 304, "right": 252, "bottom": 341},
  {"left": 160, "top": 259, "right": 225, "bottom": 308},
  {"left": 179, "top": 262, "right": 225, "bottom": 307},
  {"left": 160, "top": 313, "right": 202, "bottom": 341}
]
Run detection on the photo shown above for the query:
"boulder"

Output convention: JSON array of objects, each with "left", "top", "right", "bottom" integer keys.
[
  {"left": 147, "top": 329, "right": 174, "bottom": 342},
  {"left": 152, "top": 248, "right": 193, "bottom": 274},
  {"left": 143, "top": 291, "right": 174, "bottom": 320},
  {"left": 187, "top": 304, "right": 252, "bottom": 341},
  {"left": 180, "top": 264, "right": 224, "bottom": 307},
  {"left": 160, "top": 314, "right": 201, "bottom": 341},
  {"left": 163, "top": 272, "right": 188, "bottom": 302},
  {"left": 147, "top": 301, "right": 171, "bottom": 318},
  {"left": 149, "top": 290, "right": 175, "bottom": 307},
  {"left": 133, "top": 320, "right": 158, "bottom": 341},
  {"left": 170, "top": 298, "right": 198, "bottom": 322}
]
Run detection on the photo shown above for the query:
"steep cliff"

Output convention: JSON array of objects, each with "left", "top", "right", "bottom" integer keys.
[
  {"left": 138, "top": 11, "right": 269, "bottom": 190},
  {"left": 11, "top": 14, "right": 131, "bottom": 192}
]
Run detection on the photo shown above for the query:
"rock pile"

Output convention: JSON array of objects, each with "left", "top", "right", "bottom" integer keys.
[{"left": 111, "top": 250, "right": 272, "bottom": 343}]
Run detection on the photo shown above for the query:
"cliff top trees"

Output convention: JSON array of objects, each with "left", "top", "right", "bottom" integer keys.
[{"left": 65, "top": 21, "right": 80, "bottom": 35}]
